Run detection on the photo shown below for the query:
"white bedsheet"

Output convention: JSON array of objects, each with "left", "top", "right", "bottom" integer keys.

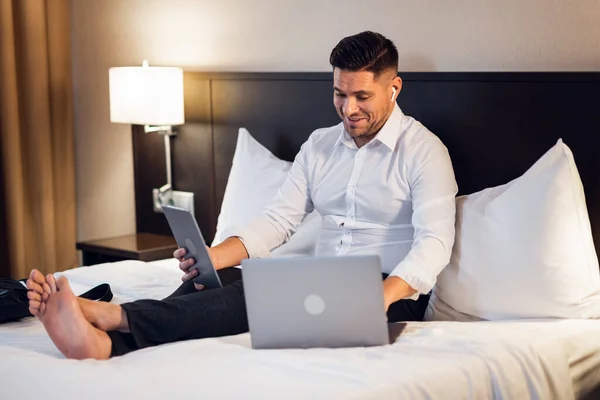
[{"left": 1, "top": 260, "right": 600, "bottom": 400}]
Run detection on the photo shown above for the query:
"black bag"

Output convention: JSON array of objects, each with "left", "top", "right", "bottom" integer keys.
[{"left": 0, "top": 278, "right": 113, "bottom": 324}]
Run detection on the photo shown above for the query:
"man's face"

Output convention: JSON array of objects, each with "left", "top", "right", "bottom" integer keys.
[{"left": 333, "top": 68, "right": 400, "bottom": 144}]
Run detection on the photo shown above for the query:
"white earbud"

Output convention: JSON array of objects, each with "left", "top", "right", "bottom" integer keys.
[{"left": 390, "top": 87, "right": 397, "bottom": 102}]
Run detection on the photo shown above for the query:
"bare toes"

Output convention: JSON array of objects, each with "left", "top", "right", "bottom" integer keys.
[
  {"left": 42, "top": 282, "right": 51, "bottom": 296},
  {"left": 29, "top": 307, "right": 39, "bottom": 317},
  {"left": 30, "top": 270, "right": 45, "bottom": 285},
  {"left": 26, "top": 280, "right": 44, "bottom": 295},
  {"left": 29, "top": 300, "right": 41, "bottom": 309},
  {"left": 42, "top": 292, "right": 49, "bottom": 302},
  {"left": 46, "top": 274, "right": 57, "bottom": 293},
  {"left": 27, "top": 291, "right": 41, "bottom": 302},
  {"left": 39, "top": 302, "right": 46, "bottom": 314}
]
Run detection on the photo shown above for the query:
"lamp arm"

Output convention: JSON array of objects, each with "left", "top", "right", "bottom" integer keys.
[
  {"left": 144, "top": 125, "right": 177, "bottom": 135},
  {"left": 151, "top": 129, "right": 176, "bottom": 212},
  {"left": 163, "top": 133, "right": 172, "bottom": 189}
]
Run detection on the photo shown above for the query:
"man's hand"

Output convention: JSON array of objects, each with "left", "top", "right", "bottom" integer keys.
[
  {"left": 174, "top": 247, "right": 218, "bottom": 291},
  {"left": 382, "top": 276, "right": 417, "bottom": 311},
  {"left": 173, "top": 237, "right": 249, "bottom": 291}
]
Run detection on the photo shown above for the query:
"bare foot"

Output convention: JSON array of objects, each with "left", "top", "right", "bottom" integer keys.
[
  {"left": 77, "top": 297, "right": 129, "bottom": 332},
  {"left": 39, "top": 275, "right": 112, "bottom": 360},
  {"left": 26, "top": 269, "right": 51, "bottom": 316}
]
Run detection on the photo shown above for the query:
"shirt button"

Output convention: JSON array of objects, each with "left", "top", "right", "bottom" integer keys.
[{"left": 345, "top": 230, "right": 351, "bottom": 235}]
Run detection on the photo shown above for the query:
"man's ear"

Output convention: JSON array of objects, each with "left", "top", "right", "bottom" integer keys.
[{"left": 391, "top": 76, "right": 402, "bottom": 102}]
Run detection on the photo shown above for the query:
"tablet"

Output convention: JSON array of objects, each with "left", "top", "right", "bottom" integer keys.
[{"left": 162, "top": 205, "right": 222, "bottom": 290}]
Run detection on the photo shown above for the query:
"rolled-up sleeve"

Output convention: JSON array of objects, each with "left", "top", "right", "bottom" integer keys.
[
  {"left": 223, "top": 140, "right": 314, "bottom": 259},
  {"left": 389, "top": 137, "right": 458, "bottom": 299}
]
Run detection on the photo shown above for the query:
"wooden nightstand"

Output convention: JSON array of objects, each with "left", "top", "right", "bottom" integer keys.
[{"left": 76, "top": 233, "right": 178, "bottom": 266}]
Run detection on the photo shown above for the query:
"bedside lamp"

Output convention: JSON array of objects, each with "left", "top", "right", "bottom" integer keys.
[{"left": 109, "top": 60, "right": 184, "bottom": 212}]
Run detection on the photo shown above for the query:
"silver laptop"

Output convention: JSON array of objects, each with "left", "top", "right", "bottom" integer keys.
[{"left": 241, "top": 255, "right": 389, "bottom": 349}]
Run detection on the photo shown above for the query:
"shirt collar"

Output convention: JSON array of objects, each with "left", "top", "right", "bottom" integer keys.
[
  {"left": 333, "top": 127, "right": 355, "bottom": 149},
  {"left": 333, "top": 104, "right": 404, "bottom": 151}
]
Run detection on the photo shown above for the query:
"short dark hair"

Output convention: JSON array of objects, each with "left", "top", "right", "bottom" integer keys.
[{"left": 329, "top": 31, "right": 398, "bottom": 76}]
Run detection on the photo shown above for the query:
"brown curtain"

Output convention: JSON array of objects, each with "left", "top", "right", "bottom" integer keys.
[{"left": 0, "top": 0, "right": 76, "bottom": 279}]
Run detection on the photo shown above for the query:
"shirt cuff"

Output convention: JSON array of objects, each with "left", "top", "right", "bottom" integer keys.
[
  {"left": 222, "top": 225, "right": 271, "bottom": 259},
  {"left": 388, "top": 267, "right": 435, "bottom": 301}
]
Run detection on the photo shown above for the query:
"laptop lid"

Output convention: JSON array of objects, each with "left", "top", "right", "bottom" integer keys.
[{"left": 241, "top": 255, "right": 389, "bottom": 349}]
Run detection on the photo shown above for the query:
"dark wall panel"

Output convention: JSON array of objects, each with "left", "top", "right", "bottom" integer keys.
[
  {"left": 132, "top": 72, "right": 600, "bottom": 258},
  {"left": 211, "top": 78, "right": 339, "bottom": 210},
  {"left": 397, "top": 78, "right": 600, "bottom": 253}
]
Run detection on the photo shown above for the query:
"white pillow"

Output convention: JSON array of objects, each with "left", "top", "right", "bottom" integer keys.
[
  {"left": 428, "top": 139, "right": 600, "bottom": 321},
  {"left": 212, "top": 128, "right": 320, "bottom": 257}
]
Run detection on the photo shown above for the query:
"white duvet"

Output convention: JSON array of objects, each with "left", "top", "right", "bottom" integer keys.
[{"left": 1, "top": 260, "right": 600, "bottom": 400}]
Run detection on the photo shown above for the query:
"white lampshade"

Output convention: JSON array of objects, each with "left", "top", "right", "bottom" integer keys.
[{"left": 109, "top": 62, "right": 184, "bottom": 126}]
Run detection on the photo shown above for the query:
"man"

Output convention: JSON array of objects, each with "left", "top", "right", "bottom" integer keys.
[{"left": 26, "top": 31, "right": 457, "bottom": 360}]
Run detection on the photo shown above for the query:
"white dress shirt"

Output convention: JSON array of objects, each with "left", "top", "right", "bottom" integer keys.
[{"left": 227, "top": 104, "right": 458, "bottom": 299}]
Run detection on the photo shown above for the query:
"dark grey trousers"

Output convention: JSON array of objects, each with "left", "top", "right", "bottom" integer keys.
[{"left": 107, "top": 268, "right": 430, "bottom": 357}]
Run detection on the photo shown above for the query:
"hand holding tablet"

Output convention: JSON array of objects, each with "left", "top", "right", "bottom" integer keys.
[{"left": 162, "top": 205, "right": 222, "bottom": 290}]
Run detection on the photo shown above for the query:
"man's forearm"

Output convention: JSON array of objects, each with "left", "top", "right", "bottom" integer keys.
[
  {"left": 382, "top": 276, "right": 417, "bottom": 310},
  {"left": 210, "top": 237, "right": 249, "bottom": 270}
]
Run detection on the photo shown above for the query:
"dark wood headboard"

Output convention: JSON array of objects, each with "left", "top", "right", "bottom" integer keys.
[{"left": 132, "top": 72, "right": 600, "bottom": 258}]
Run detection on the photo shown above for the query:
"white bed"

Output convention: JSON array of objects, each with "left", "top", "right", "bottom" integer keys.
[{"left": 1, "top": 259, "right": 600, "bottom": 400}]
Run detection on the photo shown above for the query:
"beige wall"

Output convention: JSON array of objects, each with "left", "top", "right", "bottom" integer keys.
[{"left": 71, "top": 0, "right": 600, "bottom": 242}]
